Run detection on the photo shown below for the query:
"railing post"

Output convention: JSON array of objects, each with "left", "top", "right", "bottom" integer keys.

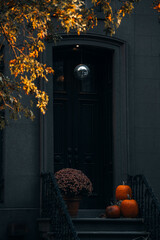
[
  {"left": 127, "top": 174, "right": 160, "bottom": 240},
  {"left": 40, "top": 172, "right": 80, "bottom": 240}
]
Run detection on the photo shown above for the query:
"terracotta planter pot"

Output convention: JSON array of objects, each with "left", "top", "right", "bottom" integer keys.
[{"left": 63, "top": 196, "right": 81, "bottom": 217}]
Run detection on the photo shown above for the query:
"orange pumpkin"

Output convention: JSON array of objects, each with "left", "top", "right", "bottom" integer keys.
[
  {"left": 106, "top": 205, "right": 121, "bottom": 218},
  {"left": 120, "top": 199, "right": 139, "bottom": 218},
  {"left": 115, "top": 184, "right": 132, "bottom": 200}
]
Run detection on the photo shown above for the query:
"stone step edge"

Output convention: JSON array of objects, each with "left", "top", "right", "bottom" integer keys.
[
  {"left": 46, "top": 231, "right": 150, "bottom": 238},
  {"left": 77, "top": 231, "right": 149, "bottom": 235},
  {"left": 72, "top": 218, "right": 144, "bottom": 222},
  {"left": 37, "top": 217, "right": 144, "bottom": 222}
]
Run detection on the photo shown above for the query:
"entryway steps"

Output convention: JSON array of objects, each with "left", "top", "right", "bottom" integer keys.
[
  {"left": 46, "top": 230, "right": 149, "bottom": 240},
  {"left": 73, "top": 217, "right": 149, "bottom": 240},
  {"left": 38, "top": 211, "right": 150, "bottom": 240},
  {"left": 77, "top": 231, "right": 149, "bottom": 240},
  {"left": 72, "top": 218, "right": 146, "bottom": 232}
]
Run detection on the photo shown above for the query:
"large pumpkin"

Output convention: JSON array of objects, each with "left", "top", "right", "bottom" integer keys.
[
  {"left": 120, "top": 199, "right": 139, "bottom": 218},
  {"left": 115, "top": 184, "right": 132, "bottom": 200},
  {"left": 106, "top": 205, "right": 120, "bottom": 218}
]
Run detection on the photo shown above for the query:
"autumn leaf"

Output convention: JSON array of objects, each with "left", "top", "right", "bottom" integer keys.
[{"left": 153, "top": 3, "right": 160, "bottom": 12}]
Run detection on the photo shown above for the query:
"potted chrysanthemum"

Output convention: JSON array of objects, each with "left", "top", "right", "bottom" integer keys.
[{"left": 55, "top": 168, "right": 93, "bottom": 217}]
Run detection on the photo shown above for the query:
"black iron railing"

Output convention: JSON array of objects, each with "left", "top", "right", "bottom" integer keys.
[
  {"left": 127, "top": 175, "right": 160, "bottom": 240},
  {"left": 41, "top": 172, "right": 80, "bottom": 240}
]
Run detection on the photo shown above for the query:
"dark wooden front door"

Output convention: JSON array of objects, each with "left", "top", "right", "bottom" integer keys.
[{"left": 53, "top": 45, "right": 113, "bottom": 208}]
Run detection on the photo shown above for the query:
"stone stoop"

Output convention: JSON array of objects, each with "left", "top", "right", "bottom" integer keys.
[
  {"left": 37, "top": 209, "right": 150, "bottom": 240},
  {"left": 73, "top": 217, "right": 149, "bottom": 240}
]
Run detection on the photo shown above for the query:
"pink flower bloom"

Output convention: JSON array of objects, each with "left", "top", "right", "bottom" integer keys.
[{"left": 55, "top": 168, "right": 93, "bottom": 197}]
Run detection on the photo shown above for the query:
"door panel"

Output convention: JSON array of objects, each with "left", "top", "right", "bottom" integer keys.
[
  {"left": 53, "top": 45, "right": 113, "bottom": 208},
  {"left": 54, "top": 101, "right": 67, "bottom": 169}
]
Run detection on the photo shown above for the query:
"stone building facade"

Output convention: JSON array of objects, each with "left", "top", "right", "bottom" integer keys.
[{"left": 0, "top": 1, "right": 160, "bottom": 239}]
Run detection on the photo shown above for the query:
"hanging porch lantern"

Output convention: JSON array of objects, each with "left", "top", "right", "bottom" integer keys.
[{"left": 74, "top": 64, "right": 90, "bottom": 79}]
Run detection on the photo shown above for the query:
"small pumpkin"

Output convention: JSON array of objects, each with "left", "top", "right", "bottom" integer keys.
[
  {"left": 120, "top": 199, "right": 139, "bottom": 218},
  {"left": 106, "top": 205, "right": 121, "bottom": 218},
  {"left": 115, "top": 183, "right": 132, "bottom": 200}
]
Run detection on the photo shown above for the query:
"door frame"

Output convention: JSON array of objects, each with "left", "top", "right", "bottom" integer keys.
[{"left": 41, "top": 33, "right": 129, "bottom": 191}]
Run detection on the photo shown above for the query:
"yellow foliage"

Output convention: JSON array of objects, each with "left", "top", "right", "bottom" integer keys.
[
  {"left": 0, "top": 0, "right": 154, "bottom": 126},
  {"left": 154, "top": 3, "right": 160, "bottom": 12}
]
